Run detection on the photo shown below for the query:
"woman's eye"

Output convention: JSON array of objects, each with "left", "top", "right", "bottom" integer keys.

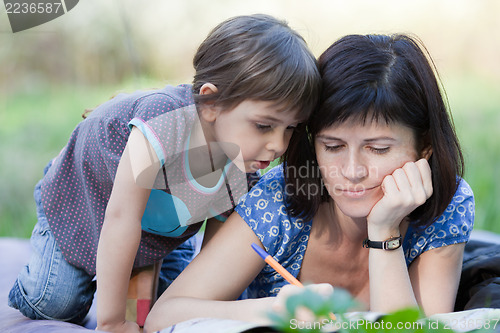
[
  {"left": 369, "top": 147, "right": 390, "bottom": 154},
  {"left": 324, "top": 145, "right": 342, "bottom": 152}
]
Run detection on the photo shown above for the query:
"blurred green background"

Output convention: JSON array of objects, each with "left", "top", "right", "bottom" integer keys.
[{"left": 1, "top": 0, "right": 499, "bottom": 238}]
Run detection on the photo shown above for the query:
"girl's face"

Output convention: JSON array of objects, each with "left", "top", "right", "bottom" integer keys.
[
  {"left": 314, "top": 120, "right": 420, "bottom": 219},
  {"left": 211, "top": 99, "right": 300, "bottom": 172}
]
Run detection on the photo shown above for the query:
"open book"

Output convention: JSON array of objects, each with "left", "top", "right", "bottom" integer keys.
[{"left": 158, "top": 308, "right": 500, "bottom": 333}]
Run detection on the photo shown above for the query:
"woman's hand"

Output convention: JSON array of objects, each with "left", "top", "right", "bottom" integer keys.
[
  {"left": 366, "top": 159, "right": 431, "bottom": 313},
  {"left": 272, "top": 284, "right": 334, "bottom": 323},
  {"left": 367, "top": 158, "right": 433, "bottom": 235}
]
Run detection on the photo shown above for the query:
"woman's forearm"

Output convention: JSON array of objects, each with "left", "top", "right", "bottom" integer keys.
[
  {"left": 368, "top": 247, "right": 417, "bottom": 312},
  {"left": 367, "top": 225, "right": 417, "bottom": 313},
  {"left": 145, "top": 296, "right": 275, "bottom": 333}
]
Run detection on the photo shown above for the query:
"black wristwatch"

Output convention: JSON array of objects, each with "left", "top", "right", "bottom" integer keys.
[{"left": 363, "top": 236, "right": 402, "bottom": 250}]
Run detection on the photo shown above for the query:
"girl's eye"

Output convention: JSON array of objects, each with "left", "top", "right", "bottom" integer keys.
[
  {"left": 255, "top": 123, "right": 272, "bottom": 131},
  {"left": 286, "top": 125, "right": 297, "bottom": 131},
  {"left": 369, "top": 147, "right": 390, "bottom": 154}
]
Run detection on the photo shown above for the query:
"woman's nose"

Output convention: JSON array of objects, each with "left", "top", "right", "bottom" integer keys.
[{"left": 342, "top": 152, "right": 368, "bottom": 181}]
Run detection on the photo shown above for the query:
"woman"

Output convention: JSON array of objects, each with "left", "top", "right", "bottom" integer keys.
[{"left": 144, "top": 34, "right": 474, "bottom": 332}]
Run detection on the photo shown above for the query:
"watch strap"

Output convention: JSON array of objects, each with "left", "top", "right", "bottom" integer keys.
[{"left": 363, "top": 236, "right": 402, "bottom": 250}]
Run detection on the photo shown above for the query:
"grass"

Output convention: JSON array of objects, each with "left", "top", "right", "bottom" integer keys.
[
  {"left": 0, "top": 84, "right": 118, "bottom": 237},
  {"left": 0, "top": 75, "right": 499, "bottom": 238},
  {"left": 445, "top": 73, "right": 500, "bottom": 234}
]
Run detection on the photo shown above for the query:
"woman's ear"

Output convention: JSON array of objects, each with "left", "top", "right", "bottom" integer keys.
[
  {"left": 421, "top": 145, "right": 433, "bottom": 160},
  {"left": 199, "top": 83, "right": 219, "bottom": 122}
]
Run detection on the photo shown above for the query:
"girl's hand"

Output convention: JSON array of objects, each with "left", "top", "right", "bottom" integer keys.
[
  {"left": 96, "top": 320, "right": 140, "bottom": 333},
  {"left": 367, "top": 159, "right": 433, "bottom": 235}
]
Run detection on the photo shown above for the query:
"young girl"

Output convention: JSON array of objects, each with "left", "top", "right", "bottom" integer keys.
[
  {"left": 7, "top": 14, "right": 321, "bottom": 333},
  {"left": 145, "top": 34, "right": 474, "bottom": 331}
]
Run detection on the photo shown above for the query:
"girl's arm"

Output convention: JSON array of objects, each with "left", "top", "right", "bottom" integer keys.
[
  {"left": 144, "top": 212, "right": 272, "bottom": 333},
  {"left": 96, "top": 127, "right": 159, "bottom": 333}
]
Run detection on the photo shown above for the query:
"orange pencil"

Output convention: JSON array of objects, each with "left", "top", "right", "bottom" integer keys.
[
  {"left": 251, "top": 243, "right": 336, "bottom": 320},
  {"left": 251, "top": 242, "right": 303, "bottom": 287}
]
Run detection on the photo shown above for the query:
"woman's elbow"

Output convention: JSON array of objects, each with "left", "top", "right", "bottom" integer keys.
[
  {"left": 143, "top": 316, "right": 160, "bottom": 333},
  {"left": 143, "top": 298, "right": 178, "bottom": 333},
  {"left": 143, "top": 309, "right": 166, "bottom": 333}
]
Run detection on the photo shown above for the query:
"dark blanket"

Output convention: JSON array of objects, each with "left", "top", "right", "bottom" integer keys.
[{"left": 456, "top": 239, "right": 500, "bottom": 311}]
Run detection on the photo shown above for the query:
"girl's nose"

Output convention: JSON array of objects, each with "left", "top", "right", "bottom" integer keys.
[{"left": 266, "top": 129, "right": 288, "bottom": 156}]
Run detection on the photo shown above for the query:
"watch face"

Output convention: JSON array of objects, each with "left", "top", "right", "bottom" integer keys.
[{"left": 386, "top": 238, "right": 401, "bottom": 250}]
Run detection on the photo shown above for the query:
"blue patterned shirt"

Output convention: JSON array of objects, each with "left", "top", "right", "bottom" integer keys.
[{"left": 234, "top": 165, "right": 474, "bottom": 298}]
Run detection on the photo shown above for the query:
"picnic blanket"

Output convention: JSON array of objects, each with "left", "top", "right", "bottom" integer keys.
[{"left": 1, "top": 231, "right": 500, "bottom": 333}]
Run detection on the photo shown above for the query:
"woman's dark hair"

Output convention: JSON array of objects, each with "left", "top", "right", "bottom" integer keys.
[
  {"left": 192, "top": 14, "right": 320, "bottom": 120},
  {"left": 284, "top": 34, "right": 464, "bottom": 226}
]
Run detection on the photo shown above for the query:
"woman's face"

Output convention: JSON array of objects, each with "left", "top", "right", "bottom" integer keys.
[{"left": 314, "top": 120, "right": 421, "bottom": 219}]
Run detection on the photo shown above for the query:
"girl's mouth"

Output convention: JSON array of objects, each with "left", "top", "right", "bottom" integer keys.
[{"left": 255, "top": 160, "right": 271, "bottom": 170}]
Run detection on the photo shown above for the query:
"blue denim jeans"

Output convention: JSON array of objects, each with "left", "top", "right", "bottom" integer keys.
[
  {"left": 8, "top": 176, "right": 197, "bottom": 323},
  {"left": 8, "top": 177, "right": 96, "bottom": 323}
]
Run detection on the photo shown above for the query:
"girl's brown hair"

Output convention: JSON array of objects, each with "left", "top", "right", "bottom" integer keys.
[{"left": 192, "top": 14, "right": 321, "bottom": 120}]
